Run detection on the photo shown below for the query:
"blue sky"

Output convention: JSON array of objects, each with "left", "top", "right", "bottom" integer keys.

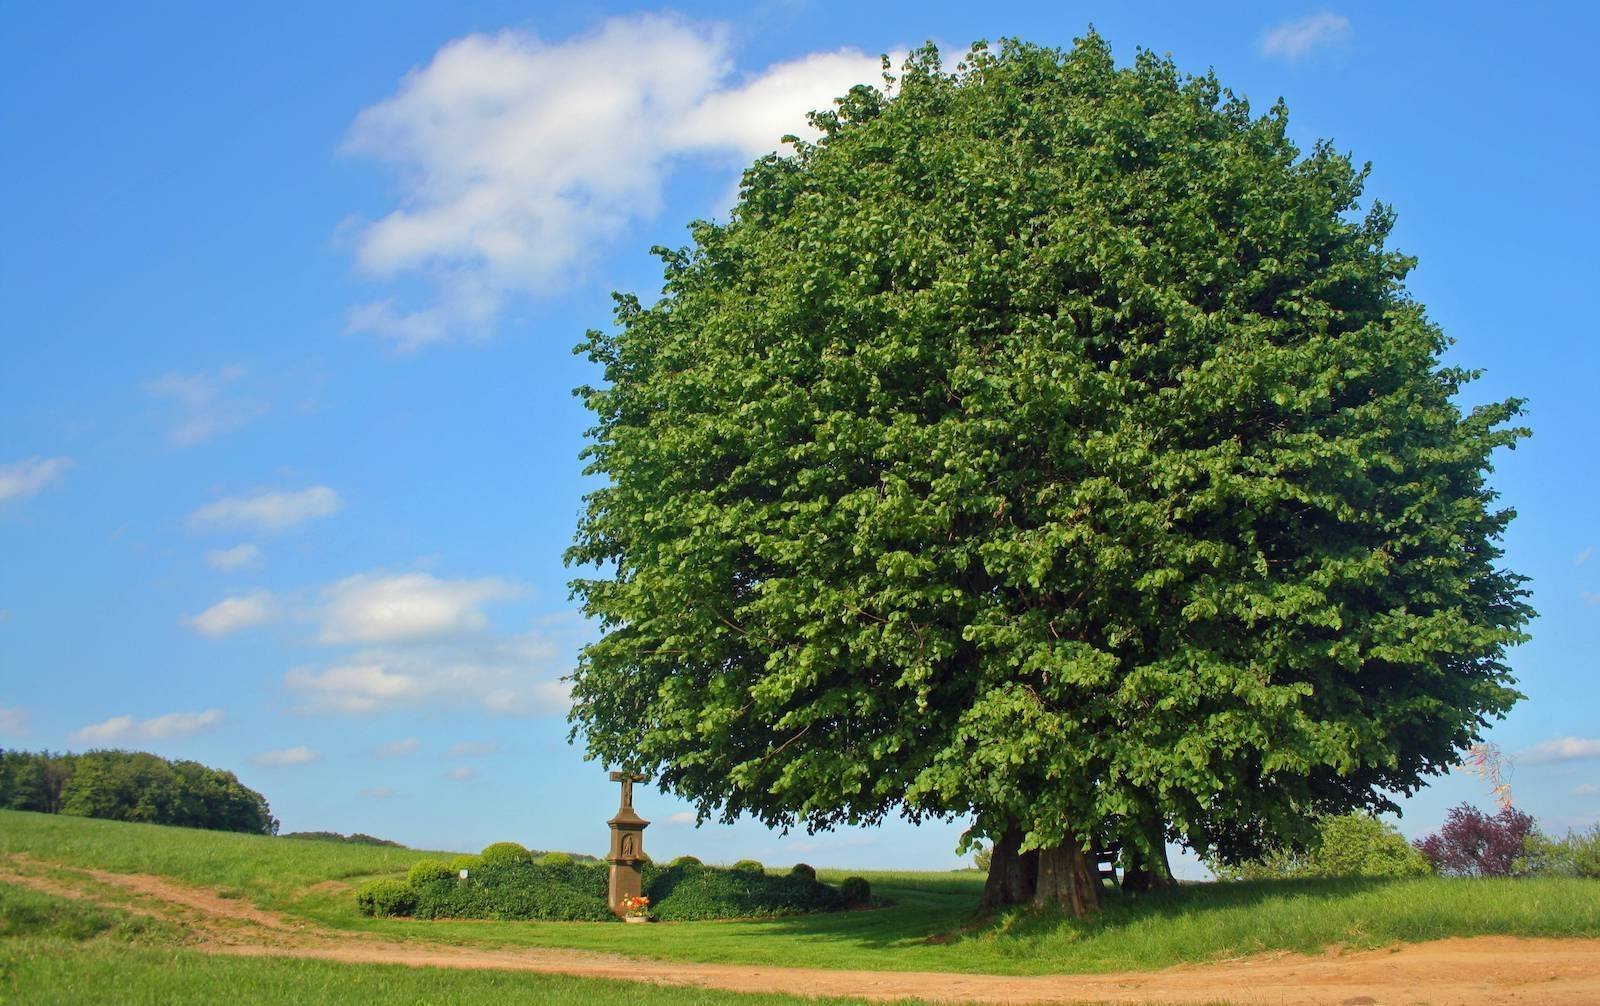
[{"left": 1, "top": 2, "right": 1596, "bottom": 873}]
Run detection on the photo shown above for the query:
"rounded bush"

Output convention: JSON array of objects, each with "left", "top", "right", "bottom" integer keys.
[
  {"left": 538, "top": 852, "right": 575, "bottom": 866},
  {"left": 449, "top": 854, "right": 481, "bottom": 874},
  {"left": 731, "top": 859, "right": 765, "bottom": 873},
  {"left": 668, "top": 855, "right": 703, "bottom": 868},
  {"left": 407, "top": 859, "right": 455, "bottom": 887},
  {"left": 355, "top": 878, "right": 416, "bottom": 918},
  {"left": 839, "top": 876, "right": 870, "bottom": 908},
  {"left": 480, "top": 841, "right": 533, "bottom": 866},
  {"left": 789, "top": 863, "right": 816, "bottom": 882}
]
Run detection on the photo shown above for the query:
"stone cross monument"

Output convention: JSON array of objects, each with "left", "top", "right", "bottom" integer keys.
[{"left": 606, "top": 770, "right": 649, "bottom": 916}]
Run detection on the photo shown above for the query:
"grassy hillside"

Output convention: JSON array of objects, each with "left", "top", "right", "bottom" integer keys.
[
  {"left": 4, "top": 808, "right": 1599, "bottom": 978},
  {"left": 0, "top": 886, "right": 859, "bottom": 1005}
]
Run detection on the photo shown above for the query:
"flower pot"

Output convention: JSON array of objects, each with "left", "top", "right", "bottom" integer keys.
[{"left": 624, "top": 915, "right": 649, "bottom": 924}]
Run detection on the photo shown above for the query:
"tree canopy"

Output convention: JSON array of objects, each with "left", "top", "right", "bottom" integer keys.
[
  {"left": 567, "top": 35, "right": 1530, "bottom": 915},
  {"left": 0, "top": 748, "right": 278, "bottom": 836}
]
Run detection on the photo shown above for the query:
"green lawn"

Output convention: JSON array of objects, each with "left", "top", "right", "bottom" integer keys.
[{"left": 4, "top": 808, "right": 1599, "bottom": 978}]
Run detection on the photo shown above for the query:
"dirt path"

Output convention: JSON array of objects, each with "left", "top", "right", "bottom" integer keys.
[{"left": 5, "top": 864, "right": 1599, "bottom": 1005}]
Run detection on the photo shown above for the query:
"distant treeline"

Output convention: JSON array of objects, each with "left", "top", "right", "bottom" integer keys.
[
  {"left": 282, "top": 831, "right": 404, "bottom": 847},
  {"left": 0, "top": 748, "right": 277, "bottom": 836}
]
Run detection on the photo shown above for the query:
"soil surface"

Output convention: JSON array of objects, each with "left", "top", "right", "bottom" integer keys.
[{"left": 5, "top": 862, "right": 1599, "bottom": 1005}]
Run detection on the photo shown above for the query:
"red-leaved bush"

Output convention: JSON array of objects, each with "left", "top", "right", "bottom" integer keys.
[{"left": 1413, "top": 803, "right": 1536, "bottom": 876}]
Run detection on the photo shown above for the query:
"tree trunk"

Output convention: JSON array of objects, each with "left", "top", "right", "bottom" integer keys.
[
  {"left": 1121, "top": 820, "right": 1176, "bottom": 893},
  {"left": 979, "top": 827, "right": 1038, "bottom": 910},
  {"left": 1033, "top": 840, "right": 1101, "bottom": 919}
]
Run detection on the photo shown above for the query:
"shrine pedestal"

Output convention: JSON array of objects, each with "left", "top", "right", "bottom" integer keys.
[{"left": 605, "top": 774, "right": 649, "bottom": 917}]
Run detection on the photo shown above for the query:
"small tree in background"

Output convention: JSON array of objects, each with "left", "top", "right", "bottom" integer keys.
[{"left": 1414, "top": 803, "right": 1535, "bottom": 876}]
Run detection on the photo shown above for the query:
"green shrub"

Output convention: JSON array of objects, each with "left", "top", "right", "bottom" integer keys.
[
  {"left": 449, "top": 854, "right": 481, "bottom": 874},
  {"left": 479, "top": 841, "right": 532, "bottom": 866},
  {"left": 407, "top": 859, "right": 455, "bottom": 887},
  {"left": 839, "top": 876, "right": 871, "bottom": 907},
  {"left": 409, "top": 859, "right": 614, "bottom": 922},
  {"left": 645, "top": 861, "right": 844, "bottom": 922},
  {"left": 354, "top": 879, "right": 416, "bottom": 918},
  {"left": 789, "top": 863, "right": 816, "bottom": 881},
  {"left": 1519, "top": 824, "right": 1600, "bottom": 878},
  {"left": 731, "top": 859, "right": 764, "bottom": 873},
  {"left": 668, "top": 855, "right": 702, "bottom": 868},
  {"left": 538, "top": 852, "right": 575, "bottom": 866},
  {"left": 1212, "top": 814, "right": 1431, "bottom": 880}
]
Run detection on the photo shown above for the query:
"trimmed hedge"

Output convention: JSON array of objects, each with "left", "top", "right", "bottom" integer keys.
[
  {"left": 412, "top": 859, "right": 613, "bottom": 921},
  {"left": 407, "top": 859, "right": 455, "bottom": 887},
  {"left": 839, "top": 876, "right": 871, "bottom": 908},
  {"left": 355, "top": 855, "right": 853, "bottom": 922},
  {"left": 449, "top": 854, "right": 481, "bottom": 873},
  {"left": 643, "top": 861, "right": 844, "bottom": 921},
  {"left": 479, "top": 842, "right": 533, "bottom": 866},
  {"left": 789, "top": 863, "right": 816, "bottom": 882},
  {"left": 355, "top": 878, "right": 415, "bottom": 918},
  {"left": 538, "top": 852, "right": 575, "bottom": 866},
  {"left": 668, "top": 855, "right": 702, "bottom": 868},
  {"left": 731, "top": 859, "right": 765, "bottom": 874}
]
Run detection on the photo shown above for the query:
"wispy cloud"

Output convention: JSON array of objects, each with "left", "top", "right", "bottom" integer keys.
[
  {"left": 0, "top": 456, "right": 74, "bottom": 503},
  {"left": 361, "top": 786, "right": 397, "bottom": 799},
  {"left": 318, "top": 572, "right": 517, "bottom": 644},
  {"left": 190, "top": 486, "right": 342, "bottom": 532},
  {"left": 69, "top": 709, "right": 224, "bottom": 745},
  {"left": 1576, "top": 546, "right": 1593, "bottom": 566},
  {"left": 374, "top": 737, "right": 421, "bottom": 758},
  {"left": 143, "top": 365, "right": 268, "bottom": 446},
  {"left": 1520, "top": 737, "right": 1600, "bottom": 765},
  {"left": 206, "top": 543, "right": 263, "bottom": 571},
  {"left": 252, "top": 745, "right": 321, "bottom": 767},
  {"left": 1260, "top": 12, "right": 1351, "bottom": 61},
  {"left": 446, "top": 765, "right": 477, "bottom": 781},
  {"left": 443, "top": 741, "right": 499, "bottom": 758},
  {"left": 285, "top": 633, "right": 568, "bottom": 717},
  {"left": 0, "top": 707, "right": 29, "bottom": 736},
  {"left": 184, "top": 591, "right": 275, "bottom": 637},
  {"left": 341, "top": 15, "right": 892, "bottom": 349},
  {"left": 1572, "top": 783, "right": 1599, "bottom": 798}
]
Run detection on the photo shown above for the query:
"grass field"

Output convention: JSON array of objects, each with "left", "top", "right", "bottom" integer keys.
[{"left": 4, "top": 808, "right": 1599, "bottom": 992}]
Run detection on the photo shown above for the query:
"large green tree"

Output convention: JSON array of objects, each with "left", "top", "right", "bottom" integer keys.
[{"left": 567, "top": 36, "right": 1530, "bottom": 917}]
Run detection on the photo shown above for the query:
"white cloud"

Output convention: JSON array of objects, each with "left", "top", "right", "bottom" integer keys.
[
  {"left": 446, "top": 765, "right": 477, "bottom": 781},
  {"left": 286, "top": 632, "right": 567, "bottom": 716},
  {"left": 443, "top": 741, "right": 499, "bottom": 758},
  {"left": 0, "top": 707, "right": 29, "bottom": 736},
  {"left": 318, "top": 572, "right": 516, "bottom": 644},
  {"left": 1576, "top": 546, "right": 1593, "bottom": 566},
  {"left": 139, "top": 709, "right": 226, "bottom": 739},
  {"left": 252, "top": 745, "right": 321, "bottom": 767},
  {"left": 661, "top": 811, "right": 697, "bottom": 826},
  {"left": 361, "top": 786, "right": 397, "bottom": 798},
  {"left": 206, "top": 543, "right": 263, "bottom": 571},
  {"left": 1572, "top": 783, "right": 1599, "bottom": 798},
  {"left": 1521, "top": 737, "right": 1600, "bottom": 765},
  {"left": 190, "top": 486, "right": 342, "bottom": 532},
  {"left": 1260, "top": 12, "right": 1351, "bottom": 61},
  {"left": 185, "top": 592, "right": 275, "bottom": 637},
  {"left": 342, "top": 15, "right": 889, "bottom": 349},
  {"left": 143, "top": 365, "right": 267, "bottom": 446},
  {"left": 69, "top": 709, "right": 223, "bottom": 745},
  {"left": 1582, "top": 591, "right": 1600, "bottom": 607},
  {"left": 0, "top": 456, "right": 74, "bottom": 502},
  {"left": 375, "top": 737, "right": 421, "bottom": 758}
]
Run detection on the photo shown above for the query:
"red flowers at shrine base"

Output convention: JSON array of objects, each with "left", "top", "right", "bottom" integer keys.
[{"left": 619, "top": 894, "right": 651, "bottom": 919}]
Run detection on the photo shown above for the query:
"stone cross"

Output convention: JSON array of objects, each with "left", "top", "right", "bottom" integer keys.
[{"left": 610, "top": 770, "right": 646, "bottom": 811}]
